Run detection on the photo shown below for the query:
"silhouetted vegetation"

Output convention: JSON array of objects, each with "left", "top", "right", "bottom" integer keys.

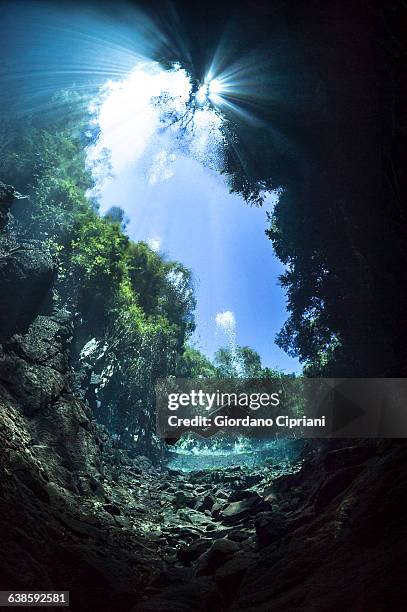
[{"left": 154, "top": 0, "right": 405, "bottom": 377}]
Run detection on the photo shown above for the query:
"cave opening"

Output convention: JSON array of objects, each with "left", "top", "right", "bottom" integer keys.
[{"left": 0, "top": 1, "right": 405, "bottom": 610}]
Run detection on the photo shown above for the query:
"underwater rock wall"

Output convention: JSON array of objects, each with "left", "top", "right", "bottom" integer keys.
[{"left": 0, "top": 185, "right": 158, "bottom": 609}]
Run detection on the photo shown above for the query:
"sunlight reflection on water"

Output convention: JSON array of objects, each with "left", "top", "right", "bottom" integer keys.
[{"left": 167, "top": 438, "right": 305, "bottom": 472}]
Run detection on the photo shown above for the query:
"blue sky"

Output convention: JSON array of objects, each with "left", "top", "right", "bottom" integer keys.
[
  {"left": 96, "top": 141, "right": 300, "bottom": 373},
  {"left": 87, "top": 63, "right": 300, "bottom": 373}
]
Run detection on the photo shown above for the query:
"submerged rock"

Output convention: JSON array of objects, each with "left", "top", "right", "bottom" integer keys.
[
  {"left": 103, "top": 503, "right": 121, "bottom": 516},
  {"left": 220, "top": 493, "right": 269, "bottom": 525},
  {"left": 195, "top": 538, "right": 240, "bottom": 576},
  {"left": 177, "top": 538, "right": 213, "bottom": 565},
  {"left": 0, "top": 240, "right": 55, "bottom": 338},
  {"left": 173, "top": 490, "right": 196, "bottom": 509},
  {"left": 195, "top": 493, "right": 215, "bottom": 513}
]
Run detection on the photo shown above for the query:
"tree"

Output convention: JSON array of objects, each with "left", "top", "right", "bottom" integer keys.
[
  {"left": 155, "top": 1, "right": 405, "bottom": 376},
  {"left": 176, "top": 346, "right": 217, "bottom": 378},
  {"left": 214, "top": 345, "right": 281, "bottom": 379},
  {"left": 104, "top": 206, "right": 129, "bottom": 230}
]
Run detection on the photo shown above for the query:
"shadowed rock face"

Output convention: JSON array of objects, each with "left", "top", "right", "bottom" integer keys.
[
  {"left": 0, "top": 313, "right": 72, "bottom": 416},
  {"left": 0, "top": 191, "right": 159, "bottom": 610},
  {"left": 134, "top": 441, "right": 407, "bottom": 612},
  {"left": 232, "top": 443, "right": 407, "bottom": 612},
  {"left": 0, "top": 241, "right": 55, "bottom": 337},
  {"left": 0, "top": 183, "right": 55, "bottom": 338}
]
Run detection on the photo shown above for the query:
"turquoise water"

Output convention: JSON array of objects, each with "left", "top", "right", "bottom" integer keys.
[{"left": 166, "top": 438, "right": 304, "bottom": 471}]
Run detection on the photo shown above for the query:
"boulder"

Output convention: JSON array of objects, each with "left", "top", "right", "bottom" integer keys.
[
  {"left": 195, "top": 538, "right": 240, "bottom": 576},
  {"left": 215, "top": 489, "right": 228, "bottom": 500},
  {"left": 0, "top": 239, "right": 55, "bottom": 338},
  {"left": 76, "top": 475, "right": 104, "bottom": 497},
  {"left": 177, "top": 538, "right": 213, "bottom": 565},
  {"left": 227, "top": 489, "right": 257, "bottom": 503},
  {"left": 226, "top": 528, "right": 252, "bottom": 543},
  {"left": 195, "top": 494, "right": 215, "bottom": 513},
  {"left": 220, "top": 493, "right": 269, "bottom": 525},
  {"left": 211, "top": 502, "right": 224, "bottom": 519},
  {"left": 173, "top": 490, "right": 196, "bottom": 509}
]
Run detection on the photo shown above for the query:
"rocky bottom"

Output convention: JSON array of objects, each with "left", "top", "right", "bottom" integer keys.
[{"left": 2, "top": 427, "right": 406, "bottom": 612}]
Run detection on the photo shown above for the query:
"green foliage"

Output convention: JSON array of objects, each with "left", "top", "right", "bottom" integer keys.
[
  {"left": 1, "top": 91, "right": 94, "bottom": 242},
  {"left": 0, "top": 88, "right": 199, "bottom": 458},
  {"left": 126, "top": 242, "right": 167, "bottom": 315},
  {"left": 176, "top": 346, "right": 218, "bottom": 378},
  {"left": 71, "top": 215, "right": 129, "bottom": 281},
  {"left": 214, "top": 345, "right": 284, "bottom": 379},
  {"left": 214, "top": 345, "right": 261, "bottom": 378}
]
